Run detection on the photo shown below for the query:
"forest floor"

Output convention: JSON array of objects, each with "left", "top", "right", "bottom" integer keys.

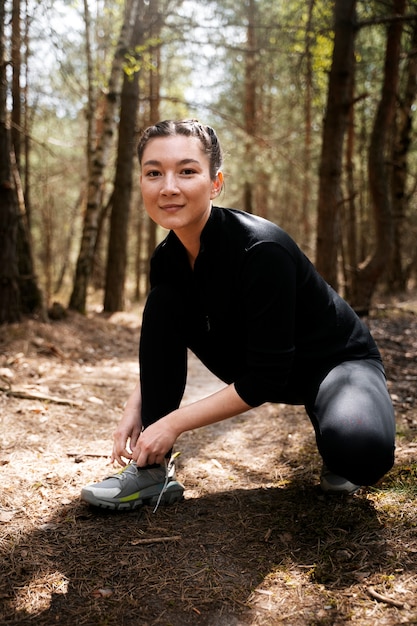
[{"left": 0, "top": 298, "right": 417, "bottom": 626}]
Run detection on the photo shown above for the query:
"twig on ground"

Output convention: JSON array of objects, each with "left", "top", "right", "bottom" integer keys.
[
  {"left": 367, "top": 586, "right": 405, "bottom": 609},
  {"left": 0, "top": 379, "right": 82, "bottom": 407},
  {"left": 130, "top": 536, "right": 181, "bottom": 545},
  {"left": 67, "top": 452, "right": 109, "bottom": 459}
]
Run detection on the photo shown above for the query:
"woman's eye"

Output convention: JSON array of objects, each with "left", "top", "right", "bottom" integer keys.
[
  {"left": 146, "top": 170, "right": 161, "bottom": 177},
  {"left": 181, "top": 169, "right": 196, "bottom": 175}
]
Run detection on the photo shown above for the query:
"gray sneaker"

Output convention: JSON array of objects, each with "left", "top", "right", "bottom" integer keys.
[
  {"left": 81, "top": 461, "right": 184, "bottom": 510},
  {"left": 320, "top": 465, "right": 361, "bottom": 495}
]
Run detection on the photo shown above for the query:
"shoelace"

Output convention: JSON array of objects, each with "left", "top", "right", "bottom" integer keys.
[{"left": 153, "top": 451, "right": 181, "bottom": 513}]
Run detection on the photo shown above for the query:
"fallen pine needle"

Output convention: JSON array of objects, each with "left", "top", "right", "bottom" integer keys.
[
  {"left": 130, "top": 535, "right": 181, "bottom": 545},
  {"left": 367, "top": 586, "right": 404, "bottom": 609}
]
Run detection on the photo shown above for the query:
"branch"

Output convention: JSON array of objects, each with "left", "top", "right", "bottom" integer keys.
[
  {"left": 359, "top": 13, "right": 417, "bottom": 29},
  {"left": 0, "top": 378, "right": 82, "bottom": 407},
  {"left": 130, "top": 536, "right": 181, "bottom": 545},
  {"left": 367, "top": 586, "right": 405, "bottom": 609}
]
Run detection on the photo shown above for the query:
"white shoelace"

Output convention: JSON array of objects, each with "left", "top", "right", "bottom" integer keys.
[{"left": 152, "top": 451, "right": 180, "bottom": 513}]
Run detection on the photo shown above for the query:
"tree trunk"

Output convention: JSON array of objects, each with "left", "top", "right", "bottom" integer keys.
[
  {"left": 83, "top": 0, "right": 95, "bottom": 182},
  {"left": 69, "top": 0, "right": 138, "bottom": 313},
  {"left": 0, "top": 99, "right": 21, "bottom": 323},
  {"left": 350, "top": 0, "right": 405, "bottom": 314},
  {"left": 0, "top": 0, "right": 42, "bottom": 323},
  {"left": 342, "top": 45, "right": 358, "bottom": 301},
  {"left": 315, "top": 0, "right": 357, "bottom": 289},
  {"left": 387, "top": 16, "right": 417, "bottom": 292},
  {"left": 301, "top": 0, "right": 315, "bottom": 243},
  {"left": 11, "top": 0, "right": 21, "bottom": 167},
  {"left": 0, "top": 2, "right": 21, "bottom": 324},
  {"left": 103, "top": 0, "right": 145, "bottom": 312},
  {"left": 243, "top": 0, "right": 256, "bottom": 214},
  {"left": 143, "top": 0, "right": 161, "bottom": 297},
  {"left": 14, "top": 152, "right": 44, "bottom": 316}
]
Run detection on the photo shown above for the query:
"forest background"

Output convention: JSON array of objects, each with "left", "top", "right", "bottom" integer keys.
[
  {"left": 2, "top": 2, "right": 417, "bottom": 624},
  {"left": 1, "top": 0, "right": 417, "bottom": 323}
]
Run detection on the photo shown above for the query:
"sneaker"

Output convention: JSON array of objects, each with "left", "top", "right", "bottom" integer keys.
[
  {"left": 320, "top": 465, "right": 361, "bottom": 495},
  {"left": 81, "top": 460, "right": 184, "bottom": 511}
]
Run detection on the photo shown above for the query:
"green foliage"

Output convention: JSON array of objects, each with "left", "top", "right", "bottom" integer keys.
[{"left": 11, "top": 0, "right": 417, "bottom": 307}]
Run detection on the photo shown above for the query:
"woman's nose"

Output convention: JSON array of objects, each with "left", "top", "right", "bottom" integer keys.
[{"left": 161, "top": 173, "right": 179, "bottom": 194}]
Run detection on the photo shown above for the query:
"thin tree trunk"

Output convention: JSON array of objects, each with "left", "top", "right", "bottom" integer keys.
[
  {"left": 13, "top": 148, "right": 44, "bottom": 315},
  {"left": 0, "top": 0, "right": 21, "bottom": 323},
  {"left": 301, "top": 0, "right": 315, "bottom": 243},
  {"left": 244, "top": 0, "right": 256, "bottom": 214},
  {"left": 22, "top": 0, "right": 31, "bottom": 227},
  {"left": 387, "top": 16, "right": 417, "bottom": 292},
  {"left": 0, "top": 148, "right": 21, "bottom": 323},
  {"left": 103, "top": 0, "right": 144, "bottom": 312},
  {"left": 11, "top": 0, "right": 21, "bottom": 167},
  {"left": 342, "top": 45, "right": 358, "bottom": 301},
  {"left": 350, "top": 0, "right": 405, "bottom": 313},
  {"left": 315, "top": 0, "right": 357, "bottom": 289},
  {"left": 69, "top": 0, "right": 137, "bottom": 313},
  {"left": 0, "top": 0, "right": 42, "bottom": 322},
  {"left": 143, "top": 0, "right": 161, "bottom": 297},
  {"left": 83, "top": 0, "right": 95, "bottom": 181}
]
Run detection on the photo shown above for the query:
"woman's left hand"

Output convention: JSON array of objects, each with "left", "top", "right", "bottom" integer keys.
[{"left": 131, "top": 416, "right": 178, "bottom": 466}]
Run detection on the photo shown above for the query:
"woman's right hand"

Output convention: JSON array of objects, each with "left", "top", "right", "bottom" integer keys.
[{"left": 111, "top": 383, "right": 143, "bottom": 466}]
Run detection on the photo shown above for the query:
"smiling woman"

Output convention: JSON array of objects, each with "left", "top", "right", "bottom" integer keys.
[
  {"left": 81, "top": 119, "right": 396, "bottom": 513},
  {"left": 137, "top": 120, "right": 224, "bottom": 267},
  {"left": 139, "top": 135, "right": 223, "bottom": 264}
]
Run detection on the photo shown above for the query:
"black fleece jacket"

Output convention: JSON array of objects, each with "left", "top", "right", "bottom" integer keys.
[{"left": 149, "top": 206, "right": 380, "bottom": 407}]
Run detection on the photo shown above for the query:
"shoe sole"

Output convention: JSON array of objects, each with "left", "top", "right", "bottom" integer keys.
[
  {"left": 81, "top": 481, "right": 184, "bottom": 511},
  {"left": 320, "top": 478, "right": 361, "bottom": 495}
]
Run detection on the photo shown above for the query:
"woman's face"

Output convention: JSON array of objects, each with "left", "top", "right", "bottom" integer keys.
[{"left": 140, "top": 135, "right": 222, "bottom": 238}]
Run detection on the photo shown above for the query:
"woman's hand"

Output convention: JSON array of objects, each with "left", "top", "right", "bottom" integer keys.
[
  {"left": 131, "top": 416, "right": 178, "bottom": 467},
  {"left": 111, "top": 384, "right": 143, "bottom": 466}
]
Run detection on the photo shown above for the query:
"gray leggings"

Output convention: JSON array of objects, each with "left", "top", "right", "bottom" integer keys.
[{"left": 305, "top": 359, "right": 396, "bottom": 485}]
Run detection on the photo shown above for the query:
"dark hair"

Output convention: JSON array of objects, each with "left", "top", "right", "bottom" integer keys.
[{"left": 137, "top": 119, "right": 223, "bottom": 180}]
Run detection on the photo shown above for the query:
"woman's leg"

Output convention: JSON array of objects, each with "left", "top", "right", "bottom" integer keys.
[
  {"left": 305, "top": 360, "right": 396, "bottom": 486},
  {"left": 139, "top": 285, "right": 188, "bottom": 428}
]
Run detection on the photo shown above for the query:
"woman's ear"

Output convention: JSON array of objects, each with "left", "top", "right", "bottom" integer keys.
[{"left": 210, "top": 171, "right": 224, "bottom": 199}]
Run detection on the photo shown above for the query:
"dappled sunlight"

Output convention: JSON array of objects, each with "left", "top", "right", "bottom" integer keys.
[{"left": 1, "top": 312, "right": 417, "bottom": 624}]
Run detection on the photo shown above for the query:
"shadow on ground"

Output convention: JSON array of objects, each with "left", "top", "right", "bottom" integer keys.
[{"left": 1, "top": 477, "right": 415, "bottom": 626}]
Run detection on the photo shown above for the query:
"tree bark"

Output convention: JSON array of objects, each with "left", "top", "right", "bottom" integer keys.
[
  {"left": 0, "top": 122, "right": 21, "bottom": 324},
  {"left": 103, "top": 0, "right": 145, "bottom": 312},
  {"left": 69, "top": 0, "right": 138, "bottom": 313},
  {"left": 2, "top": 0, "right": 19, "bottom": 321},
  {"left": 11, "top": 0, "right": 21, "bottom": 167},
  {"left": 350, "top": 0, "right": 406, "bottom": 313},
  {"left": 315, "top": 0, "right": 357, "bottom": 289},
  {"left": 143, "top": 0, "right": 161, "bottom": 297},
  {"left": 243, "top": 0, "right": 256, "bottom": 214},
  {"left": 387, "top": 15, "right": 417, "bottom": 292},
  {"left": 301, "top": 0, "right": 315, "bottom": 242},
  {"left": 0, "top": 0, "right": 42, "bottom": 323}
]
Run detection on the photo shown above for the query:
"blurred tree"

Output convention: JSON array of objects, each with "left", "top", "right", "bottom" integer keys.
[
  {"left": 388, "top": 14, "right": 417, "bottom": 291},
  {"left": 0, "top": 0, "right": 21, "bottom": 323},
  {"left": 315, "top": 0, "right": 357, "bottom": 291},
  {"left": 350, "top": 0, "right": 406, "bottom": 313},
  {"left": 69, "top": 0, "right": 141, "bottom": 313},
  {"left": 103, "top": 0, "right": 146, "bottom": 312},
  {"left": 0, "top": 0, "right": 42, "bottom": 323}
]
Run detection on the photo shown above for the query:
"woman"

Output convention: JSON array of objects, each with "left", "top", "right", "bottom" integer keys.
[{"left": 81, "top": 119, "right": 396, "bottom": 511}]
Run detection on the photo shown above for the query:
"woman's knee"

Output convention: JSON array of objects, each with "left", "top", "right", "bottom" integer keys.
[
  {"left": 312, "top": 360, "right": 396, "bottom": 485},
  {"left": 320, "top": 426, "right": 395, "bottom": 485}
]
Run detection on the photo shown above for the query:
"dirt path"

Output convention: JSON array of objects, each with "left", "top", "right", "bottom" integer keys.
[{"left": 0, "top": 308, "right": 417, "bottom": 625}]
